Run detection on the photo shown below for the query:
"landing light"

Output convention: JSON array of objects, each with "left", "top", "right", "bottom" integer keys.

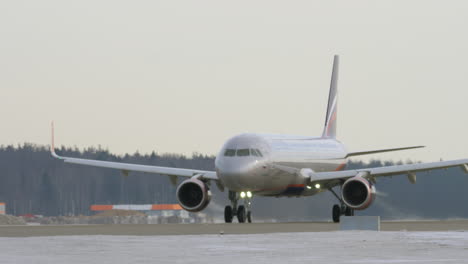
[
  {"left": 240, "top": 192, "right": 246, "bottom": 198},
  {"left": 315, "top": 184, "right": 321, "bottom": 189},
  {"left": 247, "top": 191, "right": 252, "bottom": 198}
]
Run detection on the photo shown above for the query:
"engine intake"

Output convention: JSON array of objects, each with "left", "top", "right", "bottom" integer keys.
[
  {"left": 341, "top": 176, "right": 376, "bottom": 210},
  {"left": 176, "top": 178, "right": 211, "bottom": 212}
]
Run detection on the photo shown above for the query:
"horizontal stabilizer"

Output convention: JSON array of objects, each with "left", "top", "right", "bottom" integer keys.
[{"left": 346, "top": 146, "right": 425, "bottom": 158}]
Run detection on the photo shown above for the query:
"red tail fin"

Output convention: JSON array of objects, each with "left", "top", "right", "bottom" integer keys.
[{"left": 322, "top": 55, "right": 339, "bottom": 139}]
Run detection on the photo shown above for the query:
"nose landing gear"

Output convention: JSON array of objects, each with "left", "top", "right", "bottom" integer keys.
[
  {"left": 224, "top": 205, "right": 233, "bottom": 223},
  {"left": 237, "top": 205, "right": 246, "bottom": 223},
  {"left": 224, "top": 191, "right": 253, "bottom": 223}
]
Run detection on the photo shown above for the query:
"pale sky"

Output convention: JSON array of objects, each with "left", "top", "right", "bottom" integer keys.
[{"left": 1, "top": 0, "right": 467, "bottom": 162}]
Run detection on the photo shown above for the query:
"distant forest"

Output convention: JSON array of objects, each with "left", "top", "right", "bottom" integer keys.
[{"left": 0, "top": 144, "right": 467, "bottom": 221}]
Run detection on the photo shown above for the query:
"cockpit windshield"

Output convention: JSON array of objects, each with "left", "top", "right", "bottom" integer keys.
[
  {"left": 236, "top": 149, "right": 250, "bottom": 156},
  {"left": 224, "top": 149, "right": 236, "bottom": 157},
  {"left": 224, "top": 148, "right": 263, "bottom": 157}
]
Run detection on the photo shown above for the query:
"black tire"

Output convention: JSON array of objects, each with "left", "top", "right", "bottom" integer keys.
[
  {"left": 237, "top": 205, "right": 246, "bottom": 223},
  {"left": 332, "top": 204, "right": 341, "bottom": 223},
  {"left": 247, "top": 211, "right": 252, "bottom": 223},
  {"left": 224, "top": 206, "right": 233, "bottom": 223},
  {"left": 345, "top": 206, "right": 354, "bottom": 216}
]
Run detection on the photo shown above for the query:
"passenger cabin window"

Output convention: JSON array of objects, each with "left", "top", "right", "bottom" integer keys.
[
  {"left": 236, "top": 149, "right": 250, "bottom": 156},
  {"left": 224, "top": 149, "right": 236, "bottom": 157}
]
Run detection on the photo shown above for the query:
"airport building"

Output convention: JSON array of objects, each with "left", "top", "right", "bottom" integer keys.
[{"left": 89, "top": 204, "right": 207, "bottom": 224}]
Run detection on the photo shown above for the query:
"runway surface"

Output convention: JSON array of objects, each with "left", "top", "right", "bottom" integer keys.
[
  {"left": 1, "top": 231, "right": 468, "bottom": 264},
  {"left": 1, "top": 220, "right": 468, "bottom": 237}
]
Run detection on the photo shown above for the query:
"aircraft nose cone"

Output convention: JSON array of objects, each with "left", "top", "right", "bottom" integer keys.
[
  {"left": 218, "top": 160, "right": 260, "bottom": 190},
  {"left": 222, "top": 163, "right": 251, "bottom": 176}
]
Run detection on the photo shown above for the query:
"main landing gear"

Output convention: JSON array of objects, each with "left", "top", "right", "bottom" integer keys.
[
  {"left": 224, "top": 191, "right": 253, "bottom": 223},
  {"left": 329, "top": 188, "right": 354, "bottom": 223}
]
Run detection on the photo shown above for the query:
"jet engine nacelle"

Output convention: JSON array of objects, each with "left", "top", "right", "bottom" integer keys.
[
  {"left": 341, "top": 176, "right": 376, "bottom": 210},
  {"left": 176, "top": 178, "right": 211, "bottom": 212}
]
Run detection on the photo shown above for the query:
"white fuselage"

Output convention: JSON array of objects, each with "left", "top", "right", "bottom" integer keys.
[{"left": 215, "top": 133, "right": 348, "bottom": 197}]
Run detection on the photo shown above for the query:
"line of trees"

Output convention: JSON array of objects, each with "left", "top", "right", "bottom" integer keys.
[
  {"left": 0, "top": 144, "right": 212, "bottom": 216},
  {"left": 0, "top": 143, "right": 467, "bottom": 220}
]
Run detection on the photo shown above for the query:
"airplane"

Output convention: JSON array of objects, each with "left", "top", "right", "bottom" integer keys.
[{"left": 50, "top": 55, "right": 468, "bottom": 223}]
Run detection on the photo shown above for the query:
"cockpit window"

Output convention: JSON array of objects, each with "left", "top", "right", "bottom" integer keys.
[
  {"left": 251, "top": 149, "right": 259, "bottom": 157},
  {"left": 236, "top": 149, "right": 250, "bottom": 156},
  {"left": 224, "top": 149, "right": 236, "bottom": 157},
  {"left": 257, "top": 149, "right": 263, "bottom": 157},
  {"left": 225, "top": 148, "right": 263, "bottom": 157},
  {"left": 252, "top": 149, "right": 260, "bottom": 157},
  {"left": 251, "top": 149, "right": 263, "bottom": 157}
]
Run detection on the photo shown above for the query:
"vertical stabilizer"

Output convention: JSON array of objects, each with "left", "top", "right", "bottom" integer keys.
[{"left": 322, "top": 55, "right": 339, "bottom": 138}]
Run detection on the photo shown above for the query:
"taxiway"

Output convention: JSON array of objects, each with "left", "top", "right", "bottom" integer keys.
[{"left": 1, "top": 220, "right": 468, "bottom": 237}]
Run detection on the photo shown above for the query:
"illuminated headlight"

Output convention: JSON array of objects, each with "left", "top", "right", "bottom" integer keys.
[
  {"left": 246, "top": 191, "right": 252, "bottom": 198},
  {"left": 315, "top": 184, "right": 321, "bottom": 189},
  {"left": 306, "top": 186, "right": 312, "bottom": 190},
  {"left": 240, "top": 192, "right": 246, "bottom": 198}
]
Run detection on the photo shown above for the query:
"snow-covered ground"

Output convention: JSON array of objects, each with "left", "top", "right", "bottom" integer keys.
[{"left": 0, "top": 231, "right": 467, "bottom": 264}]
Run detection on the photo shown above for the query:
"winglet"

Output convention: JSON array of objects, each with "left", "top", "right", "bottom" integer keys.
[
  {"left": 462, "top": 164, "right": 468, "bottom": 173},
  {"left": 50, "top": 121, "right": 63, "bottom": 159}
]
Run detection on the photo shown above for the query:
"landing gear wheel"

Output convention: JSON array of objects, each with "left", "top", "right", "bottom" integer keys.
[
  {"left": 332, "top": 204, "right": 341, "bottom": 223},
  {"left": 247, "top": 211, "right": 252, "bottom": 223},
  {"left": 237, "top": 205, "right": 246, "bottom": 223},
  {"left": 345, "top": 207, "right": 354, "bottom": 216},
  {"left": 224, "top": 206, "right": 233, "bottom": 223}
]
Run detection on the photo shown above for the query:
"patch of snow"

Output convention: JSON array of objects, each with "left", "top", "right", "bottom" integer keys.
[{"left": 0, "top": 231, "right": 467, "bottom": 264}]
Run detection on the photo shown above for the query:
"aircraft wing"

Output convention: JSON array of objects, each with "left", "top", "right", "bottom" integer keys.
[
  {"left": 50, "top": 123, "right": 218, "bottom": 181},
  {"left": 273, "top": 159, "right": 468, "bottom": 188},
  {"left": 345, "top": 146, "right": 425, "bottom": 158},
  {"left": 308, "top": 159, "right": 468, "bottom": 185}
]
